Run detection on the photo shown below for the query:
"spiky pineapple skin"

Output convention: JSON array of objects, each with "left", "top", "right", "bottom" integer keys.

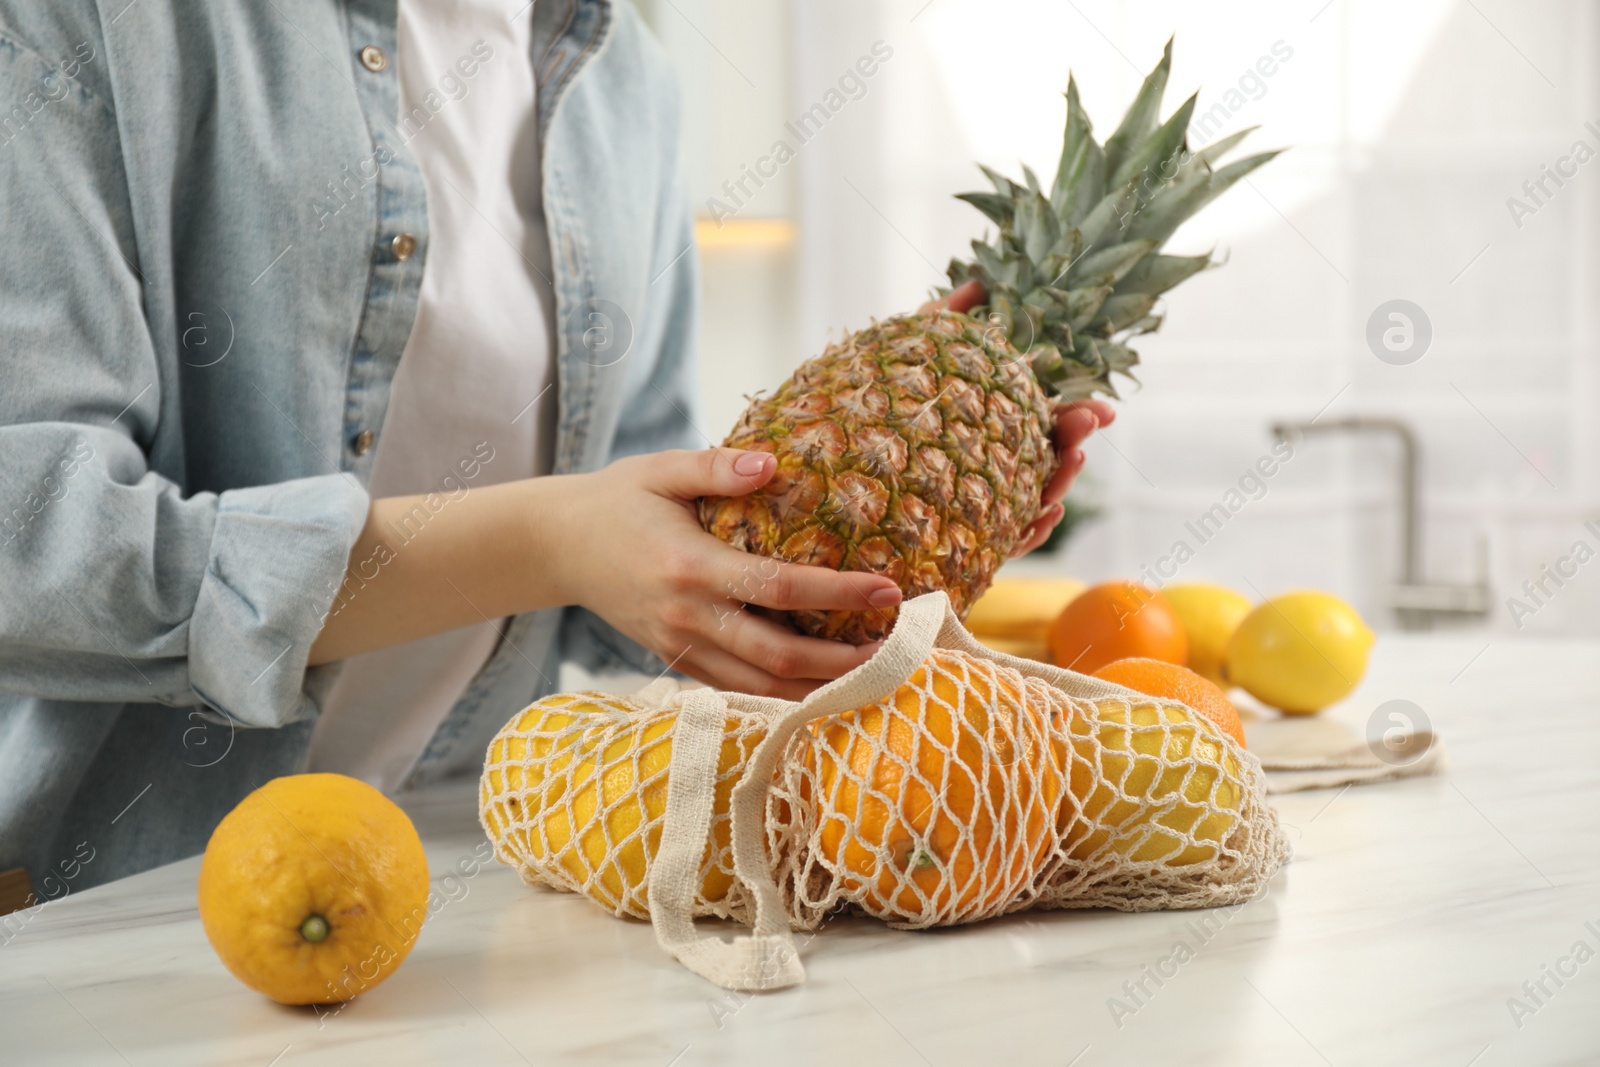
[{"left": 699, "top": 310, "right": 1058, "bottom": 644}]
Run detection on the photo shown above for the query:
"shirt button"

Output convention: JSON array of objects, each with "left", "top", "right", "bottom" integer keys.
[
  {"left": 352, "top": 429, "right": 375, "bottom": 456},
  {"left": 359, "top": 45, "right": 388, "bottom": 73},
  {"left": 391, "top": 233, "right": 417, "bottom": 261}
]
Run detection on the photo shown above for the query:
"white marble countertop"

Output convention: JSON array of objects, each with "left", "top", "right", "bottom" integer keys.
[{"left": 4, "top": 636, "right": 1598, "bottom": 1066}]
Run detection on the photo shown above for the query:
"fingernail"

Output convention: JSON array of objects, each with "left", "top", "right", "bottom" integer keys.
[
  {"left": 733, "top": 452, "right": 772, "bottom": 477},
  {"left": 868, "top": 586, "right": 902, "bottom": 608}
]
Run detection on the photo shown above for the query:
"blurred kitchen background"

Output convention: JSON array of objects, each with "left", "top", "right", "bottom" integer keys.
[{"left": 629, "top": 0, "right": 1599, "bottom": 637}]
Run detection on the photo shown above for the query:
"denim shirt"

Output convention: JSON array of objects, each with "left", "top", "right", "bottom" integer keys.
[{"left": 0, "top": 0, "right": 699, "bottom": 896}]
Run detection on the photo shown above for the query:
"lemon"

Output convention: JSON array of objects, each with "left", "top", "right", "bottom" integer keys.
[
  {"left": 1064, "top": 700, "right": 1242, "bottom": 865},
  {"left": 1161, "top": 583, "right": 1253, "bottom": 688},
  {"left": 964, "top": 577, "right": 1086, "bottom": 642},
  {"left": 1224, "top": 591, "right": 1375, "bottom": 714},
  {"left": 481, "top": 692, "right": 760, "bottom": 916},
  {"left": 198, "top": 775, "right": 430, "bottom": 1005}
]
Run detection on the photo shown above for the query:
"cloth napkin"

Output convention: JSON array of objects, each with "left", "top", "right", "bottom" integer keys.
[{"left": 1242, "top": 710, "right": 1448, "bottom": 794}]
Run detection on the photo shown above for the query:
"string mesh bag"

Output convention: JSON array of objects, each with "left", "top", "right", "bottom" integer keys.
[
  {"left": 478, "top": 689, "right": 770, "bottom": 923},
  {"left": 1034, "top": 690, "right": 1287, "bottom": 912},
  {"left": 480, "top": 592, "right": 1289, "bottom": 991},
  {"left": 766, "top": 650, "right": 1072, "bottom": 930}
]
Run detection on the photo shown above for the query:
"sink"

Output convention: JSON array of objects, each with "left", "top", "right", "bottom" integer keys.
[{"left": 1271, "top": 416, "right": 1491, "bottom": 630}]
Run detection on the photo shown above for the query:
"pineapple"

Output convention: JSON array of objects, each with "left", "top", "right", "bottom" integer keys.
[{"left": 699, "top": 41, "right": 1279, "bottom": 644}]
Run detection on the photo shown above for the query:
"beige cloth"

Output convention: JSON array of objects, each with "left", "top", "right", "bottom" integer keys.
[{"left": 1245, "top": 713, "right": 1448, "bottom": 794}]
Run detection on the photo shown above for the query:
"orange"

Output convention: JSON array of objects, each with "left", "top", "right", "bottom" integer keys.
[
  {"left": 197, "top": 774, "right": 430, "bottom": 1006},
  {"left": 809, "top": 649, "right": 1065, "bottom": 924},
  {"left": 1047, "top": 581, "right": 1188, "bottom": 675},
  {"left": 1092, "top": 657, "right": 1246, "bottom": 748}
]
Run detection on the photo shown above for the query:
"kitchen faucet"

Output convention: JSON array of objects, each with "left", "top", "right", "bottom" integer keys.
[{"left": 1270, "top": 417, "right": 1490, "bottom": 630}]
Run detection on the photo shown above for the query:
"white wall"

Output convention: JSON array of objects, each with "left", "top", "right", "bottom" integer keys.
[{"left": 641, "top": 0, "right": 1600, "bottom": 637}]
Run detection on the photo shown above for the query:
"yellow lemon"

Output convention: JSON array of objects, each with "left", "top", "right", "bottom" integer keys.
[
  {"left": 197, "top": 774, "right": 430, "bottom": 1006},
  {"left": 1224, "top": 591, "right": 1375, "bottom": 714},
  {"left": 964, "top": 577, "right": 1087, "bottom": 643},
  {"left": 480, "top": 692, "right": 762, "bottom": 917},
  {"left": 1161, "top": 583, "right": 1253, "bottom": 688},
  {"left": 1063, "top": 700, "right": 1242, "bottom": 866}
]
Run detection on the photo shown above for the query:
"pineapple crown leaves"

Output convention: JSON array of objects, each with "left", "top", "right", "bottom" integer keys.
[{"left": 940, "top": 37, "right": 1282, "bottom": 400}]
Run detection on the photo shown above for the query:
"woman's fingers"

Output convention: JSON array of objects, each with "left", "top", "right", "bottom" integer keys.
[
  {"left": 1038, "top": 399, "right": 1113, "bottom": 508},
  {"left": 714, "top": 607, "right": 882, "bottom": 681},
  {"left": 917, "top": 279, "right": 986, "bottom": 315},
  {"left": 676, "top": 642, "right": 823, "bottom": 701},
  {"left": 1053, "top": 399, "right": 1114, "bottom": 450},
  {"left": 643, "top": 447, "right": 777, "bottom": 500},
  {"left": 710, "top": 551, "right": 901, "bottom": 615},
  {"left": 1056, "top": 406, "right": 1099, "bottom": 449},
  {"left": 1039, "top": 446, "right": 1086, "bottom": 508},
  {"left": 1009, "top": 503, "right": 1064, "bottom": 559},
  {"left": 1059, "top": 398, "right": 1116, "bottom": 433}
]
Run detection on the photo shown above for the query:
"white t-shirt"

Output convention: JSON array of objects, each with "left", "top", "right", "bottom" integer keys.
[{"left": 307, "top": 0, "right": 557, "bottom": 791}]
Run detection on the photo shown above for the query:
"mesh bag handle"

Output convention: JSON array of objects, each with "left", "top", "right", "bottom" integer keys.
[
  {"left": 647, "top": 592, "right": 954, "bottom": 990},
  {"left": 644, "top": 687, "right": 784, "bottom": 987}
]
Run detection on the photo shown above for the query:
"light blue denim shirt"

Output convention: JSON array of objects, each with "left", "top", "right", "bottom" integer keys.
[{"left": 0, "top": 0, "right": 699, "bottom": 898}]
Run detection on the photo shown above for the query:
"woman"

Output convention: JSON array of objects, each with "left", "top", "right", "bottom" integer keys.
[{"left": 0, "top": 0, "right": 1106, "bottom": 897}]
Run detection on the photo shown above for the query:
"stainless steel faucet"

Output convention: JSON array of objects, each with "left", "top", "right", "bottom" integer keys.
[{"left": 1270, "top": 417, "right": 1490, "bottom": 630}]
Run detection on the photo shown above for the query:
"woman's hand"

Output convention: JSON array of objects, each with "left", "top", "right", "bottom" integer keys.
[
  {"left": 1006, "top": 397, "right": 1114, "bottom": 556},
  {"left": 309, "top": 450, "right": 899, "bottom": 691},
  {"left": 921, "top": 279, "right": 1115, "bottom": 558},
  {"left": 546, "top": 448, "right": 902, "bottom": 699}
]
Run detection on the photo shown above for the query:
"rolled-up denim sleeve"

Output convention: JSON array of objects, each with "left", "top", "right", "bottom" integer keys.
[
  {"left": 0, "top": 32, "right": 367, "bottom": 727},
  {"left": 184, "top": 478, "right": 369, "bottom": 724}
]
